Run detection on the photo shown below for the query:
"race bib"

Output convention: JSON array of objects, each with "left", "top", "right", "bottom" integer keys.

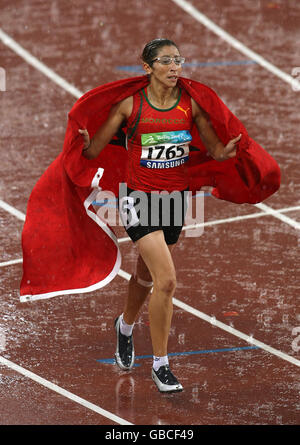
[{"left": 140, "top": 130, "right": 192, "bottom": 169}]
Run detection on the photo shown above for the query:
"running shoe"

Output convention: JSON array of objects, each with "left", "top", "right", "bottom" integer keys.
[
  {"left": 114, "top": 316, "right": 135, "bottom": 370},
  {"left": 152, "top": 365, "right": 183, "bottom": 393}
]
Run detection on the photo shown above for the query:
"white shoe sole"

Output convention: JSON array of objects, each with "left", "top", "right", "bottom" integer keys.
[{"left": 151, "top": 368, "right": 183, "bottom": 393}]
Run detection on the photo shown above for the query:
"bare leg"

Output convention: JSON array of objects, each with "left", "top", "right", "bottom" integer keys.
[
  {"left": 123, "top": 240, "right": 176, "bottom": 328},
  {"left": 136, "top": 231, "right": 177, "bottom": 357},
  {"left": 123, "top": 254, "right": 153, "bottom": 325}
]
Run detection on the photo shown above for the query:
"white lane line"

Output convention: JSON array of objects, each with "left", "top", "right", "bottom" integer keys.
[
  {"left": 0, "top": 355, "right": 132, "bottom": 425},
  {"left": 255, "top": 203, "right": 300, "bottom": 230},
  {"left": 0, "top": 199, "right": 25, "bottom": 222},
  {"left": 0, "top": 259, "right": 23, "bottom": 267},
  {"left": 172, "top": 298, "right": 300, "bottom": 368},
  {"left": 118, "top": 270, "right": 300, "bottom": 369},
  {"left": 171, "top": 0, "right": 300, "bottom": 90},
  {"left": 0, "top": 28, "right": 83, "bottom": 98}
]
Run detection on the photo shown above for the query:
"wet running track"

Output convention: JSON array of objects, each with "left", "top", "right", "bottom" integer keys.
[{"left": 0, "top": 0, "right": 299, "bottom": 426}]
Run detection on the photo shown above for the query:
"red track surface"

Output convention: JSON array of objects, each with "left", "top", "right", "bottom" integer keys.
[{"left": 0, "top": 0, "right": 299, "bottom": 426}]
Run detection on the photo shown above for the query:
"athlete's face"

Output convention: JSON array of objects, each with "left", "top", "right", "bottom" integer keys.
[{"left": 144, "top": 45, "right": 183, "bottom": 87}]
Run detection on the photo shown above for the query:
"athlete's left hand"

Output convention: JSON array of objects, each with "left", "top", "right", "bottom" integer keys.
[
  {"left": 222, "top": 134, "right": 242, "bottom": 159},
  {"left": 78, "top": 128, "right": 90, "bottom": 150}
]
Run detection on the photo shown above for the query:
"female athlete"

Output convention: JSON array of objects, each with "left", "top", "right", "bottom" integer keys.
[{"left": 78, "top": 38, "right": 241, "bottom": 393}]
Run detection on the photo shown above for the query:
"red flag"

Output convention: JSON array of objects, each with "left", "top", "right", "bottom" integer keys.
[{"left": 20, "top": 75, "right": 280, "bottom": 302}]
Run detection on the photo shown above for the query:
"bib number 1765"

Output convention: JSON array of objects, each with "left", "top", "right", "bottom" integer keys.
[{"left": 147, "top": 144, "right": 185, "bottom": 160}]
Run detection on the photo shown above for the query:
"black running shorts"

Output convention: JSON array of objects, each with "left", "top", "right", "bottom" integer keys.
[{"left": 118, "top": 186, "right": 189, "bottom": 245}]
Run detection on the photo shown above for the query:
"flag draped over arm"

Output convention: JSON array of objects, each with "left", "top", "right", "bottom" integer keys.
[
  {"left": 179, "top": 77, "right": 280, "bottom": 203},
  {"left": 20, "top": 75, "right": 280, "bottom": 302}
]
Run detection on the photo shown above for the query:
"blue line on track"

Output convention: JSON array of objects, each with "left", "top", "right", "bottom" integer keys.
[
  {"left": 116, "top": 60, "right": 257, "bottom": 73},
  {"left": 97, "top": 346, "right": 260, "bottom": 367}
]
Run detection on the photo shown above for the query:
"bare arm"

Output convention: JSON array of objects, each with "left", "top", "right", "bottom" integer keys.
[
  {"left": 191, "top": 98, "right": 241, "bottom": 161},
  {"left": 79, "top": 96, "right": 133, "bottom": 160}
]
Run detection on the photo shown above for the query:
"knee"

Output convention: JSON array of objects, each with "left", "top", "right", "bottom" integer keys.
[{"left": 155, "top": 275, "right": 177, "bottom": 296}]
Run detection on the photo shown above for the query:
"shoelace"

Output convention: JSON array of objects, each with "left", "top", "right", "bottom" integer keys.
[
  {"left": 158, "top": 365, "right": 178, "bottom": 384},
  {"left": 119, "top": 333, "right": 133, "bottom": 359}
]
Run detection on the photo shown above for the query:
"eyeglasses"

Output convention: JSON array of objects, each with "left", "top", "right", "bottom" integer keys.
[{"left": 151, "top": 56, "right": 185, "bottom": 66}]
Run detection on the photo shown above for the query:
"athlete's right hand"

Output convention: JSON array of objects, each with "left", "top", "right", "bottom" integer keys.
[
  {"left": 222, "top": 133, "right": 242, "bottom": 159},
  {"left": 78, "top": 128, "right": 90, "bottom": 150}
]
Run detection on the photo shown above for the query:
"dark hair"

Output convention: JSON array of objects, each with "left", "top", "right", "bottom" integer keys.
[{"left": 141, "top": 38, "right": 179, "bottom": 67}]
